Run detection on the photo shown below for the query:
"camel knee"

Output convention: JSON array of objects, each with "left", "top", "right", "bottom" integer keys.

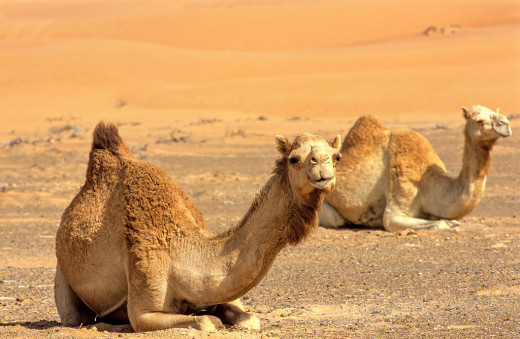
[
  {"left": 127, "top": 312, "right": 155, "bottom": 332},
  {"left": 382, "top": 211, "right": 400, "bottom": 232},
  {"left": 382, "top": 209, "right": 415, "bottom": 232}
]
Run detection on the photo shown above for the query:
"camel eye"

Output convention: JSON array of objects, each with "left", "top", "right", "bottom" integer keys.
[
  {"left": 476, "top": 120, "right": 484, "bottom": 125},
  {"left": 289, "top": 156, "right": 299, "bottom": 164},
  {"left": 335, "top": 154, "right": 342, "bottom": 162}
]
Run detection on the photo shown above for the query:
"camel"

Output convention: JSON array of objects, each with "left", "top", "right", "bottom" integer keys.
[
  {"left": 319, "top": 105, "right": 511, "bottom": 232},
  {"left": 55, "top": 122, "right": 342, "bottom": 332}
]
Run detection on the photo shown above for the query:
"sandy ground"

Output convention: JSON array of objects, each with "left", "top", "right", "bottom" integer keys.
[{"left": 1, "top": 0, "right": 519, "bottom": 338}]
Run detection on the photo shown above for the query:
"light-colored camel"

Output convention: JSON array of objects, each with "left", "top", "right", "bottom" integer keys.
[
  {"left": 55, "top": 122, "right": 341, "bottom": 332},
  {"left": 320, "top": 105, "right": 511, "bottom": 232}
]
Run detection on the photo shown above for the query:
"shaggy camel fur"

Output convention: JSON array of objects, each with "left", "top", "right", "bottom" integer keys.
[
  {"left": 320, "top": 105, "right": 511, "bottom": 232},
  {"left": 55, "top": 122, "right": 341, "bottom": 332}
]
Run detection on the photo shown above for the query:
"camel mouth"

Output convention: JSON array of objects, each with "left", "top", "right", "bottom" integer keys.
[{"left": 309, "top": 177, "right": 334, "bottom": 189}]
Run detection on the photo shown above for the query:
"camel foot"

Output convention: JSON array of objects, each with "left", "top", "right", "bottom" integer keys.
[
  {"left": 87, "top": 323, "right": 133, "bottom": 333},
  {"left": 233, "top": 313, "right": 260, "bottom": 330},
  {"left": 206, "top": 299, "right": 260, "bottom": 330},
  {"left": 432, "top": 219, "right": 461, "bottom": 230},
  {"left": 194, "top": 315, "right": 226, "bottom": 331},
  {"left": 384, "top": 213, "right": 462, "bottom": 232}
]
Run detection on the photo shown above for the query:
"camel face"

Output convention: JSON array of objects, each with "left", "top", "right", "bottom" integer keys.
[
  {"left": 463, "top": 105, "right": 512, "bottom": 142},
  {"left": 276, "top": 133, "right": 342, "bottom": 200}
]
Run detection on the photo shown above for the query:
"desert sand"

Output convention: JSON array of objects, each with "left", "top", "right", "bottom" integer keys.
[{"left": 0, "top": 0, "right": 519, "bottom": 338}]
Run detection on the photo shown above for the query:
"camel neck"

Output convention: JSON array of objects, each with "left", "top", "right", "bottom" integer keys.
[
  {"left": 217, "top": 172, "right": 321, "bottom": 299},
  {"left": 173, "top": 172, "right": 322, "bottom": 305},
  {"left": 460, "top": 127, "right": 494, "bottom": 179},
  {"left": 452, "top": 127, "right": 495, "bottom": 216}
]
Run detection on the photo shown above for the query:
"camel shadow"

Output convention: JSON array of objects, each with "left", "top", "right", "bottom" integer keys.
[
  {"left": 0, "top": 320, "right": 60, "bottom": 330},
  {"left": 0, "top": 320, "right": 134, "bottom": 333},
  {"left": 320, "top": 222, "right": 385, "bottom": 233}
]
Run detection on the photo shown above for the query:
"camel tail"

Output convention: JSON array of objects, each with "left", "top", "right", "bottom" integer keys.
[
  {"left": 92, "top": 121, "right": 123, "bottom": 154},
  {"left": 85, "top": 122, "right": 131, "bottom": 184}
]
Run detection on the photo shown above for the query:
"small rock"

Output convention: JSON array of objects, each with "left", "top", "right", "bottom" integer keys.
[
  {"left": 5, "top": 137, "right": 27, "bottom": 148},
  {"left": 0, "top": 182, "right": 8, "bottom": 192},
  {"left": 434, "top": 122, "right": 448, "bottom": 129},
  {"left": 255, "top": 305, "right": 270, "bottom": 313},
  {"left": 423, "top": 25, "right": 437, "bottom": 36},
  {"left": 71, "top": 124, "right": 83, "bottom": 137}
]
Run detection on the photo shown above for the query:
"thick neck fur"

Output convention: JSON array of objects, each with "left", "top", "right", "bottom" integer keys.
[{"left": 173, "top": 160, "right": 323, "bottom": 305}]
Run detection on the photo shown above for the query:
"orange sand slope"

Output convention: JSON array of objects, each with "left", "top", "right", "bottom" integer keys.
[{"left": 0, "top": 0, "right": 519, "bottom": 136}]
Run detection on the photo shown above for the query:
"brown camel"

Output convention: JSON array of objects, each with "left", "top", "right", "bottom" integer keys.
[
  {"left": 55, "top": 122, "right": 341, "bottom": 332},
  {"left": 319, "top": 105, "right": 511, "bottom": 232}
]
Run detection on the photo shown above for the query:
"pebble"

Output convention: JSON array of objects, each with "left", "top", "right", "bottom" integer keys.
[
  {"left": 0, "top": 182, "right": 8, "bottom": 192},
  {"left": 255, "top": 305, "right": 271, "bottom": 313},
  {"left": 4, "top": 137, "right": 28, "bottom": 148}
]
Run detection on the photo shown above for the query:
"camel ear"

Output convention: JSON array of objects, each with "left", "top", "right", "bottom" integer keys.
[
  {"left": 329, "top": 135, "right": 341, "bottom": 149},
  {"left": 275, "top": 135, "right": 292, "bottom": 156},
  {"left": 462, "top": 107, "right": 470, "bottom": 119}
]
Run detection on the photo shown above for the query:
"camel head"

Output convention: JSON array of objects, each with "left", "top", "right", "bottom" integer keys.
[
  {"left": 462, "top": 105, "right": 512, "bottom": 144},
  {"left": 275, "top": 133, "right": 342, "bottom": 204}
]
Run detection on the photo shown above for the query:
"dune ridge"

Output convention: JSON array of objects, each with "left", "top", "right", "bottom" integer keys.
[{"left": 0, "top": 0, "right": 519, "bottom": 137}]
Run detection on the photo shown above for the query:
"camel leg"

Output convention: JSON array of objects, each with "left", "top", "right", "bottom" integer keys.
[
  {"left": 88, "top": 323, "right": 134, "bottom": 333},
  {"left": 319, "top": 201, "right": 346, "bottom": 227},
  {"left": 207, "top": 299, "right": 260, "bottom": 330},
  {"left": 127, "top": 283, "right": 225, "bottom": 332},
  {"left": 383, "top": 210, "right": 460, "bottom": 232},
  {"left": 128, "top": 310, "right": 225, "bottom": 332},
  {"left": 54, "top": 265, "right": 96, "bottom": 326},
  {"left": 86, "top": 302, "right": 133, "bottom": 332}
]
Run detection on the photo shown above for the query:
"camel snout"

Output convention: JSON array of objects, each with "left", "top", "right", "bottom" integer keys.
[
  {"left": 307, "top": 162, "right": 336, "bottom": 189},
  {"left": 319, "top": 164, "right": 335, "bottom": 181},
  {"left": 307, "top": 159, "right": 335, "bottom": 180},
  {"left": 492, "top": 121, "right": 512, "bottom": 138}
]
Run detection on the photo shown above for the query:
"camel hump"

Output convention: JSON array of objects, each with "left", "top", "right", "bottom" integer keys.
[
  {"left": 92, "top": 121, "right": 123, "bottom": 154},
  {"left": 341, "top": 115, "right": 388, "bottom": 153},
  {"left": 353, "top": 115, "right": 386, "bottom": 132}
]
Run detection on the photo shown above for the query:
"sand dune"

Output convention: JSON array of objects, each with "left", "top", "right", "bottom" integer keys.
[
  {"left": 1, "top": 0, "right": 518, "bottom": 50},
  {"left": 0, "top": 0, "right": 519, "bottom": 137}
]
